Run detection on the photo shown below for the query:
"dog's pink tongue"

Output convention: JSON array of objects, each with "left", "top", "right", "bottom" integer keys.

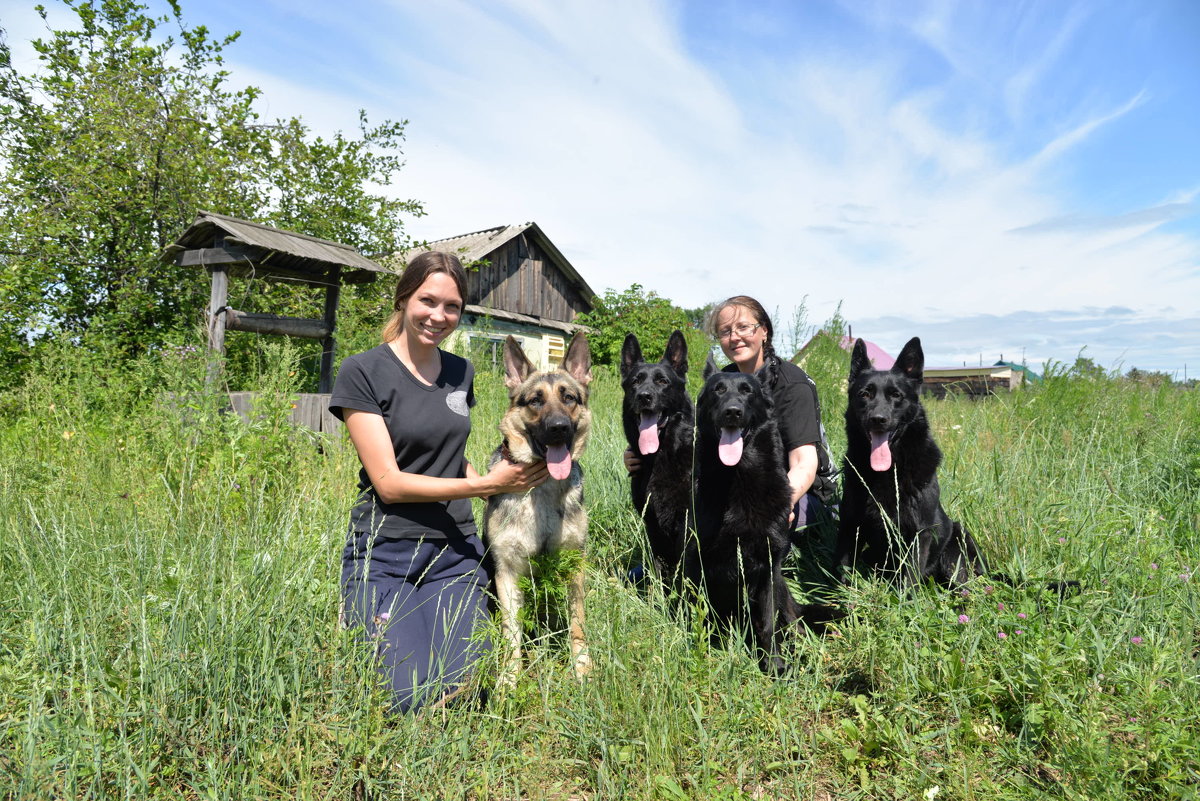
[
  {"left": 718, "top": 428, "right": 744, "bottom": 466},
  {"left": 546, "top": 445, "right": 573, "bottom": 480},
  {"left": 637, "top": 412, "right": 660, "bottom": 455},
  {"left": 869, "top": 432, "right": 892, "bottom": 471}
]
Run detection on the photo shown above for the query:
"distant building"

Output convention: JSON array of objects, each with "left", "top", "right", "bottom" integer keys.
[
  {"left": 922, "top": 363, "right": 1027, "bottom": 398},
  {"left": 404, "top": 223, "right": 597, "bottom": 370},
  {"left": 994, "top": 359, "right": 1041, "bottom": 383}
]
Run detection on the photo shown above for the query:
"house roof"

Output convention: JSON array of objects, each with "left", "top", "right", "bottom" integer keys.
[
  {"left": 838, "top": 336, "right": 895, "bottom": 369},
  {"left": 405, "top": 222, "right": 597, "bottom": 303},
  {"left": 164, "top": 211, "right": 390, "bottom": 283},
  {"left": 463, "top": 304, "right": 589, "bottom": 335},
  {"left": 995, "top": 360, "right": 1041, "bottom": 381},
  {"left": 924, "top": 365, "right": 1014, "bottom": 378}
]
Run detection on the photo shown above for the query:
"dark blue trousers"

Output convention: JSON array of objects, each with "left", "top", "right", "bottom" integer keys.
[{"left": 341, "top": 531, "right": 491, "bottom": 713}]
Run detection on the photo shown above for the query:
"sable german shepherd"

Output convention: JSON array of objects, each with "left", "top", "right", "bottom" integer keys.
[
  {"left": 484, "top": 331, "right": 593, "bottom": 685},
  {"left": 834, "top": 337, "right": 989, "bottom": 588},
  {"left": 620, "top": 330, "right": 694, "bottom": 585},
  {"left": 692, "top": 358, "right": 842, "bottom": 674}
]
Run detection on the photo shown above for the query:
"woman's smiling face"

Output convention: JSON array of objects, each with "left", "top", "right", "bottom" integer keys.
[
  {"left": 402, "top": 271, "right": 462, "bottom": 347},
  {"left": 715, "top": 304, "right": 767, "bottom": 372}
]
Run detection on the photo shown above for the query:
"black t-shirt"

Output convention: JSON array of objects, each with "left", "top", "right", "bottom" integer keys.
[
  {"left": 329, "top": 344, "right": 476, "bottom": 539},
  {"left": 722, "top": 359, "right": 833, "bottom": 478}
]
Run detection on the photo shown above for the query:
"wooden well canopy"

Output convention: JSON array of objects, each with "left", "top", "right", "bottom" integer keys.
[{"left": 162, "top": 211, "right": 394, "bottom": 392}]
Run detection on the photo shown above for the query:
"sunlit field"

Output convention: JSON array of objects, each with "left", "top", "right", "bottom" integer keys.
[{"left": 2, "top": 339, "right": 1198, "bottom": 800}]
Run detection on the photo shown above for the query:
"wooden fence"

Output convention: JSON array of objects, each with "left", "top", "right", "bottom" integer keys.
[{"left": 227, "top": 392, "right": 343, "bottom": 436}]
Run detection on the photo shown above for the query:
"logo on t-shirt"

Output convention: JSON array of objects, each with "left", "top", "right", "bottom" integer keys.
[{"left": 446, "top": 390, "right": 470, "bottom": 416}]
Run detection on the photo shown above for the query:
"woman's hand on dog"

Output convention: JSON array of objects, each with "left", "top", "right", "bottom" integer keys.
[
  {"left": 623, "top": 448, "right": 641, "bottom": 474},
  {"left": 485, "top": 458, "right": 550, "bottom": 495}
]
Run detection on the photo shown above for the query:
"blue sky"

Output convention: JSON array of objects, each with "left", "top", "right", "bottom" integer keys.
[{"left": 4, "top": 0, "right": 1197, "bottom": 375}]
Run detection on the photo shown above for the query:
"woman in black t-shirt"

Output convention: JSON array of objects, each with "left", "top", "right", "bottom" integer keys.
[{"left": 329, "top": 251, "right": 547, "bottom": 713}]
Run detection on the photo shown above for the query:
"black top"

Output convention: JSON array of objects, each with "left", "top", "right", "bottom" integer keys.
[{"left": 329, "top": 344, "right": 476, "bottom": 539}]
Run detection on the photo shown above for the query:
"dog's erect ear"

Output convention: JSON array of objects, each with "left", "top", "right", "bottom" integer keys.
[
  {"left": 703, "top": 352, "right": 718, "bottom": 380},
  {"left": 562, "top": 330, "right": 593, "bottom": 386},
  {"left": 503, "top": 335, "right": 537, "bottom": 392},
  {"left": 893, "top": 337, "right": 924, "bottom": 382},
  {"left": 663, "top": 329, "right": 688, "bottom": 378},
  {"left": 620, "top": 333, "right": 642, "bottom": 378},
  {"left": 849, "top": 338, "right": 871, "bottom": 382}
]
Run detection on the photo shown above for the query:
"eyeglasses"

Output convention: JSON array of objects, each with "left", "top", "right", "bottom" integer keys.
[{"left": 716, "top": 322, "right": 762, "bottom": 341}]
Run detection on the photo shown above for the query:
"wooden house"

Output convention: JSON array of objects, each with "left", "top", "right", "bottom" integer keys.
[{"left": 404, "top": 223, "right": 597, "bottom": 370}]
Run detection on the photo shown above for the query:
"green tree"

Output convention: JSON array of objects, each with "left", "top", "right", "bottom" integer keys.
[
  {"left": 1068, "top": 352, "right": 1110, "bottom": 381},
  {"left": 576, "top": 283, "right": 709, "bottom": 369},
  {"left": 1125, "top": 367, "right": 1173, "bottom": 387},
  {"left": 0, "top": 0, "right": 421, "bottom": 386}
]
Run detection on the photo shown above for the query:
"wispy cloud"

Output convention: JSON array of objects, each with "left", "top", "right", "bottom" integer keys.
[{"left": 1009, "top": 200, "right": 1195, "bottom": 235}]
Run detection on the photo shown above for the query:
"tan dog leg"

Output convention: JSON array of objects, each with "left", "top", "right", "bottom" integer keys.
[
  {"left": 567, "top": 565, "right": 592, "bottom": 678},
  {"left": 494, "top": 565, "right": 523, "bottom": 688}
]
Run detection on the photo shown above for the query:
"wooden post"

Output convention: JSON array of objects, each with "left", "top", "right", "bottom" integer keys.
[
  {"left": 206, "top": 264, "right": 229, "bottom": 388},
  {"left": 318, "top": 267, "right": 341, "bottom": 394}
]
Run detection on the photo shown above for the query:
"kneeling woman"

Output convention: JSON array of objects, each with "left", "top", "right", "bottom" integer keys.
[{"left": 329, "top": 251, "right": 547, "bottom": 713}]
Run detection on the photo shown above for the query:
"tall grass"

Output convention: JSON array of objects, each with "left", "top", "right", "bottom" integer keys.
[{"left": 1, "top": 340, "right": 1197, "bottom": 799}]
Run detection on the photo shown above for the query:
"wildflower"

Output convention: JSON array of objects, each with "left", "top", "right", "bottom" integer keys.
[
  {"left": 61, "top": 430, "right": 74, "bottom": 441},
  {"left": 997, "top": 631, "right": 1007, "bottom": 640},
  {"left": 1150, "top": 563, "right": 1158, "bottom": 571},
  {"left": 1058, "top": 537, "right": 1067, "bottom": 544},
  {"left": 1015, "top": 629, "right": 1024, "bottom": 635},
  {"left": 984, "top": 585, "right": 994, "bottom": 595},
  {"left": 997, "top": 602, "right": 1005, "bottom": 611},
  {"left": 958, "top": 614, "right": 970, "bottom": 624},
  {"left": 1180, "top": 572, "right": 1192, "bottom": 581},
  {"left": 960, "top": 588, "right": 970, "bottom": 597},
  {"left": 1130, "top": 636, "right": 1143, "bottom": 645},
  {"left": 1017, "top": 612, "right": 1027, "bottom": 619}
]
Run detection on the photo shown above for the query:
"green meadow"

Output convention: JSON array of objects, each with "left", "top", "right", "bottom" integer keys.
[{"left": 2, "top": 339, "right": 1198, "bottom": 800}]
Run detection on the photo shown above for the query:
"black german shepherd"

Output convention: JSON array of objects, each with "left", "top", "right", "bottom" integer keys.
[
  {"left": 620, "top": 331, "right": 694, "bottom": 584},
  {"left": 834, "top": 337, "right": 989, "bottom": 589},
  {"left": 691, "top": 358, "right": 841, "bottom": 674}
]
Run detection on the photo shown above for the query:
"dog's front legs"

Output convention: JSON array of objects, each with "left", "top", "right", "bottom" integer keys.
[
  {"left": 494, "top": 563, "right": 524, "bottom": 688},
  {"left": 566, "top": 563, "right": 592, "bottom": 678},
  {"left": 750, "top": 575, "right": 784, "bottom": 675}
]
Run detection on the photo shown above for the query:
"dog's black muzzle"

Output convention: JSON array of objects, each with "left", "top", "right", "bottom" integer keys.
[
  {"left": 718, "top": 403, "right": 745, "bottom": 428},
  {"left": 529, "top": 413, "right": 576, "bottom": 454}
]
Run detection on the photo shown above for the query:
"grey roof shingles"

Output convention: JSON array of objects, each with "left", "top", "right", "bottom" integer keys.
[{"left": 168, "top": 211, "right": 390, "bottom": 275}]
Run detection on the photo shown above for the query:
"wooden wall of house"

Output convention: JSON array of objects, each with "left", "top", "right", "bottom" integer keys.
[{"left": 466, "top": 233, "right": 590, "bottom": 322}]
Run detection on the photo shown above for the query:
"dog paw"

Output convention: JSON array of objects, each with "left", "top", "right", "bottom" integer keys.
[
  {"left": 495, "top": 669, "right": 519, "bottom": 691},
  {"left": 572, "top": 650, "right": 593, "bottom": 680}
]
